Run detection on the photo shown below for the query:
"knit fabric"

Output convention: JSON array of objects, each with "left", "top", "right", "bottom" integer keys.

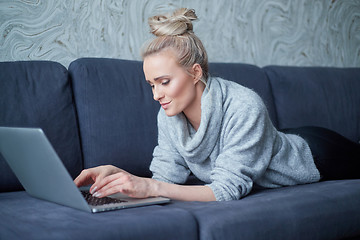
[{"left": 150, "top": 77, "right": 320, "bottom": 201}]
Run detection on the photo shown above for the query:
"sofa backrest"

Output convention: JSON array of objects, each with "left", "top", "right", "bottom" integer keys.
[
  {"left": 0, "top": 61, "right": 83, "bottom": 192},
  {"left": 2, "top": 59, "right": 358, "bottom": 192},
  {"left": 69, "top": 58, "right": 159, "bottom": 177},
  {"left": 69, "top": 58, "right": 279, "bottom": 177},
  {"left": 265, "top": 66, "right": 360, "bottom": 143}
]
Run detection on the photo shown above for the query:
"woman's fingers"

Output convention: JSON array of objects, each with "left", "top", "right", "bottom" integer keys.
[
  {"left": 91, "top": 172, "right": 125, "bottom": 197},
  {"left": 92, "top": 172, "right": 150, "bottom": 198},
  {"left": 75, "top": 166, "right": 150, "bottom": 199},
  {"left": 74, "top": 168, "right": 97, "bottom": 187},
  {"left": 74, "top": 165, "right": 122, "bottom": 193}
]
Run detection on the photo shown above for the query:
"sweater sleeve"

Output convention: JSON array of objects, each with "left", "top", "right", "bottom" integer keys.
[
  {"left": 207, "top": 91, "right": 277, "bottom": 201},
  {"left": 150, "top": 111, "right": 191, "bottom": 184}
]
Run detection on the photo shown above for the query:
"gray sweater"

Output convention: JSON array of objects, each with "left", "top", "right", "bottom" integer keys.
[{"left": 150, "top": 77, "right": 320, "bottom": 201}]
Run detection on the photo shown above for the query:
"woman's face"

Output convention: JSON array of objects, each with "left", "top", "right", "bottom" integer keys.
[{"left": 143, "top": 49, "right": 198, "bottom": 117}]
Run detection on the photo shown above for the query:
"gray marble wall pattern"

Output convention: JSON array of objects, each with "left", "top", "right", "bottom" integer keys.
[{"left": 0, "top": 0, "right": 359, "bottom": 68}]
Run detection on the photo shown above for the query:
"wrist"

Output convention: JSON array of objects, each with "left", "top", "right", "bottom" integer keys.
[{"left": 147, "top": 178, "right": 162, "bottom": 198}]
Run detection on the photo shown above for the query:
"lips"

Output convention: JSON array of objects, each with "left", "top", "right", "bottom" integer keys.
[{"left": 160, "top": 101, "right": 171, "bottom": 109}]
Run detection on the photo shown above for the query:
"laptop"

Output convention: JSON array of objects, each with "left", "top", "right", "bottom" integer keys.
[{"left": 0, "top": 127, "right": 170, "bottom": 213}]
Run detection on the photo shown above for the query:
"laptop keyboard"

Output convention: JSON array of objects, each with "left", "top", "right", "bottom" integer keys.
[{"left": 81, "top": 190, "right": 127, "bottom": 206}]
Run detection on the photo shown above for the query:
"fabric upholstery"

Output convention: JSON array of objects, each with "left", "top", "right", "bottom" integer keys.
[
  {"left": 1, "top": 59, "right": 360, "bottom": 240},
  {"left": 265, "top": 66, "right": 360, "bottom": 143},
  {"left": 0, "top": 191, "right": 198, "bottom": 240},
  {"left": 171, "top": 179, "right": 360, "bottom": 240},
  {"left": 0, "top": 61, "right": 82, "bottom": 192},
  {"left": 69, "top": 58, "right": 159, "bottom": 177}
]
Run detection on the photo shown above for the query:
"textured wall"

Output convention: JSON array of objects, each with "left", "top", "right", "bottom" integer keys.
[{"left": 0, "top": 0, "right": 359, "bottom": 68}]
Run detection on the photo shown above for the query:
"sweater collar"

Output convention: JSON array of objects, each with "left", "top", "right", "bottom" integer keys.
[{"left": 166, "top": 77, "right": 224, "bottom": 163}]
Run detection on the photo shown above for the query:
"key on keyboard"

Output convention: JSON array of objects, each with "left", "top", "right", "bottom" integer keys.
[{"left": 81, "top": 191, "right": 126, "bottom": 206}]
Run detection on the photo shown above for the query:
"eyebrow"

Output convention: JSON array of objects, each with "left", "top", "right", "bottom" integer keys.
[
  {"left": 154, "top": 75, "right": 170, "bottom": 81},
  {"left": 147, "top": 75, "right": 171, "bottom": 83}
]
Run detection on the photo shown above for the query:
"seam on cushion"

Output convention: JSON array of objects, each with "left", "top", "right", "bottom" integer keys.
[{"left": 261, "top": 66, "right": 280, "bottom": 129}]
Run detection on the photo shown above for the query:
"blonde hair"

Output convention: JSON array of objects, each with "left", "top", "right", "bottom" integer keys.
[{"left": 141, "top": 8, "right": 209, "bottom": 82}]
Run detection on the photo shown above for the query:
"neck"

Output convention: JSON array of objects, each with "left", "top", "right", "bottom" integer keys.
[{"left": 183, "top": 82, "right": 205, "bottom": 131}]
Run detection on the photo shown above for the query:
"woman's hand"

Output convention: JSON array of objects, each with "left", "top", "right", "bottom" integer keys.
[
  {"left": 91, "top": 170, "right": 155, "bottom": 199},
  {"left": 74, "top": 165, "right": 217, "bottom": 201},
  {"left": 74, "top": 165, "right": 121, "bottom": 188},
  {"left": 74, "top": 165, "right": 154, "bottom": 199}
]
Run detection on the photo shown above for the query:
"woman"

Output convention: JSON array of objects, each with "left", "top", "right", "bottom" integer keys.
[{"left": 74, "top": 8, "right": 360, "bottom": 201}]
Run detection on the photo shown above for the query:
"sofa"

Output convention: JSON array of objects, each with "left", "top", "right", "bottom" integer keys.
[{"left": 0, "top": 58, "right": 360, "bottom": 240}]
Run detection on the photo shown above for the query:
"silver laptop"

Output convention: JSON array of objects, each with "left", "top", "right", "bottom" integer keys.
[{"left": 0, "top": 127, "right": 170, "bottom": 213}]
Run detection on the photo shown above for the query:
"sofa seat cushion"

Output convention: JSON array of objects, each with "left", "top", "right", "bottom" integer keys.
[
  {"left": 170, "top": 180, "right": 360, "bottom": 240},
  {"left": 0, "top": 61, "right": 82, "bottom": 192},
  {"left": 0, "top": 191, "right": 198, "bottom": 240},
  {"left": 264, "top": 66, "right": 360, "bottom": 143}
]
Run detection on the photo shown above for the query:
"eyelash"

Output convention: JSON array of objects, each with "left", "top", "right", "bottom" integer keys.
[
  {"left": 162, "top": 80, "right": 170, "bottom": 85},
  {"left": 150, "top": 80, "right": 170, "bottom": 88}
]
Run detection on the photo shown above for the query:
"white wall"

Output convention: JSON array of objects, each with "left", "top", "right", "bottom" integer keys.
[{"left": 0, "top": 0, "right": 359, "bottom": 68}]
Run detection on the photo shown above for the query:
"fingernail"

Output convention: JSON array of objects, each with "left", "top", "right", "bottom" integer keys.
[
  {"left": 93, "top": 192, "right": 101, "bottom": 198},
  {"left": 90, "top": 186, "right": 97, "bottom": 194}
]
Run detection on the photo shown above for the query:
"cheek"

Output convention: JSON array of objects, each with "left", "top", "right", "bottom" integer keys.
[{"left": 168, "top": 77, "right": 193, "bottom": 99}]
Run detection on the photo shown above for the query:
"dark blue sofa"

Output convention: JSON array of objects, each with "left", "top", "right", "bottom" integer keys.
[{"left": 1, "top": 58, "right": 360, "bottom": 240}]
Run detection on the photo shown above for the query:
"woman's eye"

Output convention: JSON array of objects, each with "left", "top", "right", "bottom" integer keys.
[{"left": 162, "top": 80, "right": 170, "bottom": 85}]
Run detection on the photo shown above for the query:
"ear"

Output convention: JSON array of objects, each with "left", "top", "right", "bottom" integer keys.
[{"left": 192, "top": 63, "right": 203, "bottom": 85}]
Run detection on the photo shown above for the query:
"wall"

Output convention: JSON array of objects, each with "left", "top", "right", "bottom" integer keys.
[{"left": 0, "top": 0, "right": 359, "bottom": 68}]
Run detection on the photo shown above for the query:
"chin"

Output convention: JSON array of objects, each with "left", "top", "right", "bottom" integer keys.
[
  {"left": 164, "top": 111, "right": 178, "bottom": 117},
  {"left": 164, "top": 109, "right": 181, "bottom": 117}
]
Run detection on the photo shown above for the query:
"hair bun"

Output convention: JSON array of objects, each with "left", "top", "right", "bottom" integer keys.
[{"left": 148, "top": 8, "right": 197, "bottom": 37}]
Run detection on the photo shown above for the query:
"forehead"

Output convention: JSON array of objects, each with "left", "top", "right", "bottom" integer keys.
[{"left": 143, "top": 50, "right": 181, "bottom": 77}]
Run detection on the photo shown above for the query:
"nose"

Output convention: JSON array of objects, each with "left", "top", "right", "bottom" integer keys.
[{"left": 152, "top": 86, "right": 163, "bottom": 101}]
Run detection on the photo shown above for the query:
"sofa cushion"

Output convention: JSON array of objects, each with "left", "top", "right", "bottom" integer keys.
[
  {"left": 210, "top": 63, "right": 278, "bottom": 127},
  {"left": 264, "top": 66, "right": 360, "bottom": 143},
  {"left": 170, "top": 180, "right": 360, "bottom": 240},
  {"left": 69, "top": 58, "right": 159, "bottom": 177},
  {"left": 0, "top": 191, "right": 198, "bottom": 240},
  {"left": 0, "top": 61, "right": 83, "bottom": 192}
]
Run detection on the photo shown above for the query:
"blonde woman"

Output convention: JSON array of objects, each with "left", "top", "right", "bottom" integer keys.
[{"left": 75, "top": 8, "right": 360, "bottom": 202}]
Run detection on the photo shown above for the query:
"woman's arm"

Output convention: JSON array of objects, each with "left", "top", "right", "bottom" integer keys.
[
  {"left": 150, "top": 179, "right": 216, "bottom": 201},
  {"left": 74, "top": 165, "right": 216, "bottom": 201}
]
